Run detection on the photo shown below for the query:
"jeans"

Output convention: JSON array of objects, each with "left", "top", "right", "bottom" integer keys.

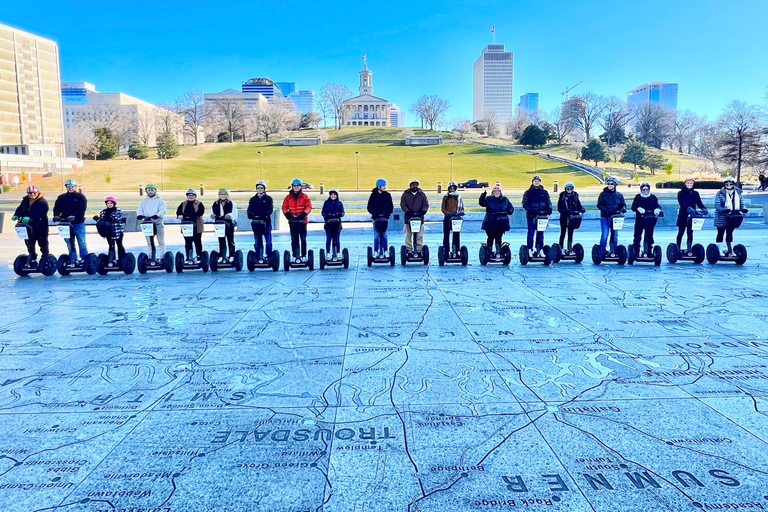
[
  {"left": 442, "top": 216, "right": 460, "bottom": 254},
  {"left": 526, "top": 217, "right": 544, "bottom": 251},
  {"left": 559, "top": 216, "right": 575, "bottom": 248},
  {"left": 716, "top": 226, "right": 735, "bottom": 245},
  {"left": 254, "top": 224, "right": 272, "bottom": 259},
  {"left": 325, "top": 230, "right": 341, "bottom": 254},
  {"left": 599, "top": 217, "right": 618, "bottom": 252},
  {"left": 66, "top": 222, "right": 88, "bottom": 260},
  {"left": 374, "top": 231, "right": 388, "bottom": 253}
]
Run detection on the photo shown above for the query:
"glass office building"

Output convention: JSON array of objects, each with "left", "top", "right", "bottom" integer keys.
[
  {"left": 626, "top": 82, "right": 678, "bottom": 111},
  {"left": 518, "top": 93, "right": 539, "bottom": 114},
  {"left": 242, "top": 78, "right": 282, "bottom": 100}
]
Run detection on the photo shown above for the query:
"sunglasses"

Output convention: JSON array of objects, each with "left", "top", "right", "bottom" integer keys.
[
  {"left": 292, "top": 184, "right": 302, "bottom": 187},
  {"left": 725, "top": 182, "right": 734, "bottom": 186}
]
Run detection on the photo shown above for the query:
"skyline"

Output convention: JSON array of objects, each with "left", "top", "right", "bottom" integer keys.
[{"left": 3, "top": 0, "right": 767, "bottom": 125}]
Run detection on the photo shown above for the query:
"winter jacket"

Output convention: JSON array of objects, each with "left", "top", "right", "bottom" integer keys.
[
  {"left": 479, "top": 191, "right": 514, "bottom": 232},
  {"left": 367, "top": 188, "right": 394, "bottom": 219},
  {"left": 596, "top": 187, "right": 627, "bottom": 218},
  {"left": 53, "top": 191, "right": 87, "bottom": 223},
  {"left": 714, "top": 187, "right": 743, "bottom": 228},
  {"left": 441, "top": 194, "right": 464, "bottom": 216},
  {"left": 247, "top": 194, "right": 274, "bottom": 224},
  {"left": 137, "top": 195, "right": 167, "bottom": 221},
  {"left": 557, "top": 191, "right": 584, "bottom": 216},
  {"left": 321, "top": 197, "right": 345, "bottom": 221},
  {"left": 211, "top": 199, "right": 238, "bottom": 225},
  {"left": 176, "top": 200, "right": 205, "bottom": 234},
  {"left": 98, "top": 207, "right": 125, "bottom": 239},
  {"left": 676, "top": 187, "right": 706, "bottom": 227},
  {"left": 400, "top": 188, "right": 429, "bottom": 220},
  {"left": 14, "top": 195, "right": 49, "bottom": 235},
  {"left": 631, "top": 194, "right": 661, "bottom": 219},
  {"left": 522, "top": 186, "right": 552, "bottom": 218},
  {"left": 282, "top": 191, "right": 312, "bottom": 223}
]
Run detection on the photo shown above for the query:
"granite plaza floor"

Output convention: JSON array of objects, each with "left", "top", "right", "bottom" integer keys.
[{"left": 1, "top": 222, "right": 767, "bottom": 512}]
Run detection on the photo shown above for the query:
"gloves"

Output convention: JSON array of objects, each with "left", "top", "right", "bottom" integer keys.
[
  {"left": 580, "top": 208, "right": 586, "bottom": 214},
  {"left": 636, "top": 207, "right": 645, "bottom": 214},
  {"left": 67, "top": 216, "right": 76, "bottom": 222},
  {"left": 210, "top": 214, "right": 216, "bottom": 220},
  {"left": 137, "top": 215, "right": 145, "bottom": 220},
  {"left": 11, "top": 216, "right": 18, "bottom": 221},
  {"left": 721, "top": 209, "right": 731, "bottom": 215},
  {"left": 152, "top": 215, "right": 159, "bottom": 220},
  {"left": 741, "top": 208, "right": 749, "bottom": 214},
  {"left": 654, "top": 208, "right": 661, "bottom": 216},
  {"left": 686, "top": 207, "right": 695, "bottom": 215},
  {"left": 21, "top": 217, "right": 30, "bottom": 224},
  {"left": 701, "top": 208, "right": 709, "bottom": 216},
  {"left": 177, "top": 215, "right": 184, "bottom": 220},
  {"left": 93, "top": 215, "right": 100, "bottom": 221},
  {"left": 620, "top": 208, "right": 627, "bottom": 214},
  {"left": 53, "top": 216, "right": 60, "bottom": 222},
  {"left": 296, "top": 212, "right": 307, "bottom": 220},
  {"left": 224, "top": 214, "right": 232, "bottom": 220}
]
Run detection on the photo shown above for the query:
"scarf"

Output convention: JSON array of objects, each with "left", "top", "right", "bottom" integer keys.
[
  {"left": 724, "top": 189, "right": 740, "bottom": 210},
  {"left": 641, "top": 192, "right": 650, "bottom": 198}
]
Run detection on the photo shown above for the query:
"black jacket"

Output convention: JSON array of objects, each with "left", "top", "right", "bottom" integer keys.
[
  {"left": 53, "top": 192, "right": 87, "bottom": 223},
  {"left": 479, "top": 192, "right": 514, "bottom": 231},
  {"left": 676, "top": 187, "right": 706, "bottom": 227},
  {"left": 596, "top": 187, "right": 626, "bottom": 218},
  {"left": 631, "top": 194, "right": 661, "bottom": 217},
  {"left": 522, "top": 186, "right": 552, "bottom": 218},
  {"left": 247, "top": 194, "right": 274, "bottom": 224},
  {"left": 367, "top": 188, "right": 394, "bottom": 219},
  {"left": 14, "top": 196, "right": 49, "bottom": 234},
  {"left": 557, "top": 191, "right": 584, "bottom": 216}
]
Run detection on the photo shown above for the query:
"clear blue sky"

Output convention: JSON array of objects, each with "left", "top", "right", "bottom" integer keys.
[{"left": 5, "top": 0, "right": 767, "bottom": 123}]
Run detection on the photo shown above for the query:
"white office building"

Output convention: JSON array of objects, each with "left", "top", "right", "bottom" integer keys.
[
  {"left": 626, "top": 82, "right": 678, "bottom": 111},
  {"left": 473, "top": 44, "right": 514, "bottom": 123},
  {"left": 389, "top": 104, "right": 406, "bottom": 127}
]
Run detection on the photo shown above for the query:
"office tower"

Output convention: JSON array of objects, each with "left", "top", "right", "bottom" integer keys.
[
  {"left": 473, "top": 44, "right": 514, "bottom": 123},
  {"left": 626, "top": 82, "right": 678, "bottom": 111}
]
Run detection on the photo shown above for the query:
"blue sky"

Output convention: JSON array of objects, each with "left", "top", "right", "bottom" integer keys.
[{"left": 5, "top": 0, "right": 767, "bottom": 123}]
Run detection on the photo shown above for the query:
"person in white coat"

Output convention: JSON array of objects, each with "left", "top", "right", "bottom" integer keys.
[{"left": 136, "top": 184, "right": 167, "bottom": 259}]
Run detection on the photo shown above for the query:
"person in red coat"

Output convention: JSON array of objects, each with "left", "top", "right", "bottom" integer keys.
[{"left": 282, "top": 179, "right": 313, "bottom": 262}]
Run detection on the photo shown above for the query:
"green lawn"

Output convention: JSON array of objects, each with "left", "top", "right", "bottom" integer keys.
[
  {"left": 292, "top": 125, "right": 448, "bottom": 141},
  {"left": 35, "top": 141, "right": 601, "bottom": 192}
]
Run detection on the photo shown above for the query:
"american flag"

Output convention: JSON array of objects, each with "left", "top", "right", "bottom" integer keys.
[{"left": 490, "top": 27, "right": 495, "bottom": 34}]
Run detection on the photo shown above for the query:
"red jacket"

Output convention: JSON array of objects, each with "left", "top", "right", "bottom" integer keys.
[{"left": 282, "top": 191, "right": 312, "bottom": 223}]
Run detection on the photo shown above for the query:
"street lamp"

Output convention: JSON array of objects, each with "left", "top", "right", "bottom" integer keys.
[
  {"left": 355, "top": 151, "right": 360, "bottom": 189},
  {"left": 448, "top": 152, "right": 455, "bottom": 183},
  {"left": 257, "top": 150, "right": 263, "bottom": 181},
  {"left": 158, "top": 150, "right": 166, "bottom": 191}
]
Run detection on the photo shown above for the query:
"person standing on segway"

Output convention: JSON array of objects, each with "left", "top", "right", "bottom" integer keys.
[
  {"left": 479, "top": 185, "right": 514, "bottom": 254},
  {"left": 282, "top": 179, "right": 312, "bottom": 263},
  {"left": 137, "top": 183, "right": 166, "bottom": 259},
  {"left": 211, "top": 188, "right": 238, "bottom": 260},
  {"left": 321, "top": 188, "right": 345, "bottom": 258},
  {"left": 367, "top": 179, "right": 393, "bottom": 257},
  {"left": 12, "top": 185, "right": 50, "bottom": 264},
  {"left": 557, "top": 182, "right": 585, "bottom": 247},
  {"left": 441, "top": 182, "right": 464, "bottom": 256},
  {"left": 94, "top": 196, "right": 126, "bottom": 263},
  {"left": 596, "top": 176, "right": 627, "bottom": 254},
  {"left": 522, "top": 175, "right": 552, "bottom": 256},
  {"left": 53, "top": 179, "right": 88, "bottom": 261},
  {"left": 714, "top": 176, "right": 746, "bottom": 255},
  {"left": 176, "top": 189, "right": 205, "bottom": 260},
  {"left": 247, "top": 181, "right": 274, "bottom": 259},
  {"left": 630, "top": 183, "right": 662, "bottom": 255},
  {"left": 400, "top": 178, "right": 429, "bottom": 255},
  {"left": 676, "top": 176, "right": 708, "bottom": 250}
]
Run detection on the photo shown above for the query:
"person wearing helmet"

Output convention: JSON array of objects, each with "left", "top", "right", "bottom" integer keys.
[
  {"left": 479, "top": 185, "right": 514, "bottom": 254},
  {"left": 211, "top": 188, "right": 238, "bottom": 259},
  {"left": 282, "top": 178, "right": 312, "bottom": 261},
  {"left": 247, "top": 181, "right": 274, "bottom": 259},
  {"left": 400, "top": 178, "right": 429, "bottom": 253},
  {"left": 137, "top": 184, "right": 167, "bottom": 258},
  {"left": 441, "top": 181, "right": 464, "bottom": 256},
  {"left": 94, "top": 196, "right": 126, "bottom": 262},
  {"left": 714, "top": 177, "right": 747, "bottom": 254},
  {"left": 12, "top": 185, "right": 50, "bottom": 263},
  {"left": 522, "top": 175, "right": 552, "bottom": 254},
  {"left": 557, "top": 182, "right": 585, "bottom": 247},
  {"left": 596, "top": 176, "right": 627, "bottom": 253},
  {"left": 676, "top": 176, "right": 707, "bottom": 250},
  {"left": 630, "top": 183, "right": 662, "bottom": 255},
  {"left": 176, "top": 189, "right": 206, "bottom": 259},
  {"left": 53, "top": 179, "right": 89, "bottom": 261},
  {"left": 321, "top": 188, "right": 345, "bottom": 257},
  {"left": 367, "top": 179, "right": 393, "bottom": 256}
]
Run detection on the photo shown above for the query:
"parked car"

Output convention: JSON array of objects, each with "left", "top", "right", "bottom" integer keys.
[
  {"left": 458, "top": 179, "right": 489, "bottom": 189},
  {"left": 286, "top": 183, "right": 314, "bottom": 190}
]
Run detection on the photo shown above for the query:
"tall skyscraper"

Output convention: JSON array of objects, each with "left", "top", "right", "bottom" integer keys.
[
  {"left": 242, "top": 78, "right": 283, "bottom": 101},
  {"left": 276, "top": 82, "right": 295, "bottom": 97},
  {"left": 518, "top": 93, "right": 539, "bottom": 114},
  {"left": 288, "top": 90, "right": 315, "bottom": 114},
  {"left": 626, "top": 82, "right": 678, "bottom": 111},
  {"left": 473, "top": 44, "right": 514, "bottom": 123}
]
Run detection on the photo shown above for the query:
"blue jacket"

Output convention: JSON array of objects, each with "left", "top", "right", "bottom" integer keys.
[{"left": 322, "top": 198, "right": 345, "bottom": 221}]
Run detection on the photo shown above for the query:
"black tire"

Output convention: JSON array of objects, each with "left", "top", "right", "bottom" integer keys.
[
  {"left": 616, "top": 246, "right": 628, "bottom": 265},
  {"left": 460, "top": 246, "right": 469, "bottom": 266},
  {"left": 500, "top": 245, "right": 511, "bottom": 265},
  {"left": 308, "top": 250, "right": 314, "bottom": 271},
  {"left": 627, "top": 244, "right": 636, "bottom": 265},
  {"left": 422, "top": 246, "right": 429, "bottom": 265},
  {"left": 400, "top": 245, "right": 407, "bottom": 266},
  {"left": 479, "top": 245, "right": 489, "bottom": 266},
  {"left": 247, "top": 251, "right": 256, "bottom": 271},
  {"left": 271, "top": 250, "right": 280, "bottom": 272},
  {"left": 437, "top": 246, "right": 445, "bottom": 266},
  {"left": 692, "top": 244, "right": 705, "bottom": 264},
  {"left": 653, "top": 246, "right": 662, "bottom": 266},
  {"left": 57, "top": 254, "right": 71, "bottom": 276},
  {"left": 163, "top": 252, "right": 174, "bottom": 273},
  {"left": 40, "top": 255, "right": 58, "bottom": 276},
  {"left": 367, "top": 246, "right": 373, "bottom": 267},
  {"left": 122, "top": 253, "right": 136, "bottom": 275},
  {"left": 389, "top": 246, "right": 395, "bottom": 266},
  {"left": 706, "top": 244, "right": 719, "bottom": 265},
  {"left": 284, "top": 251, "right": 291, "bottom": 271},
  {"left": 518, "top": 245, "right": 528, "bottom": 266},
  {"left": 13, "top": 255, "right": 29, "bottom": 277},
  {"left": 200, "top": 251, "right": 209, "bottom": 272},
  {"left": 210, "top": 250, "right": 219, "bottom": 272},
  {"left": 573, "top": 244, "right": 585, "bottom": 264},
  {"left": 137, "top": 253, "right": 148, "bottom": 274},
  {"left": 96, "top": 254, "right": 109, "bottom": 275},
  {"left": 234, "top": 250, "right": 244, "bottom": 271},
  {"left": 175, "top": 252, "right": 185, "bottom": 273},
  {"left": 666, "top": 243, "right": 679, "bottom": 264},
  {"left": 550, "top": 244, "right": 562, "bottom": 264},
  {"left": 591, "top": 244, "right": 603, "bottom": 265},
  {"left": 734, "top": 244, "right": 747, "bottom": 265},
  {"left": 84, "top": 254, "right": 98, "bottom": 275},
  {"left": 543, "top": 245, "right": 551, "bottom": 266},
  {"left": 342, "top": 248, "right": 350, "bottom": 269},
  {"left": 319, "top": 249, "right": 326, "bottom": 270}
]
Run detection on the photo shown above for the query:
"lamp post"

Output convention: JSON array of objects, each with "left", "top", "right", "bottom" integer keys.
[
  {"left": 158, "top": 150, "right": 166, "bottom": 191},
  {"left": 257, "top": 150, "right": 263, "bottom": 181},
  {"left": 355, "top": 151, "right": 360, "bottom": 189},
  {"left": 448, "top": 152, "right": 455, "bottom": 183},
  {"left": 56, "top": 141, "right": 65, "bottom": 191}
]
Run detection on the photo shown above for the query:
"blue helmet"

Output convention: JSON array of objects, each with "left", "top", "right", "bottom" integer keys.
[
  {"left": 291, "top": 178, "right": 302, "bottom": 186},
  {"left": 376, "top": 179, "right": 386, "bottom": 187},
  {"left": 564, "top": 182, "right": 574, "bottom": 188},
  {"left": 65, "top": 179, "right": 77, "bottom": 188}
]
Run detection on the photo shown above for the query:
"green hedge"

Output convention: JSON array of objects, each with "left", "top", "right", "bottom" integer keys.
[{"left": 656, "top": 180, "right": 740, "bottom": 189}]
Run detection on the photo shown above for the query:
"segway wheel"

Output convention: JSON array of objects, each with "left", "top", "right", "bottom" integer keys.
[
  {"left": 319, "top": 249, "right": 326, "bottom": 270},
  {"left": 591, "top": 244, "right": 603, "bottom": 265},
  {"left": 550, "top": 244, "right": 562, "bottom": 264},
  {"left": 734, "top": 244, "right": 747, "bottom": 265},
  {"left": 573, "top": 244, "right": 585, "bottom": 264},
  {"left": 706, "top": 244, "right": 720, "bottom": 265},
  {"left": 308, "top": 250, "right": 314, "bottom": 271},
  {"left": 13, "top": 255, "right": 29, "bottom": 277},
  {"left": 40, "top": 255, "right": 58, "bottom": 276},
  {"left": 437, "top": 246, "right": 445, "bottom": 266},
  {"left": 627, "top": 244, "right": 636, "bottom": 265},
  {"left": 542, "top": 245, "right": 551, "bottom": 266},
  {"left": 122, "top": 253, "right": 136, "bottom": 275},
  {"left": 96, "top": 254, "right": 109, "bottom": 276},
  {"left": 422, "top": 245, "right": 429, "bottom": 265},
  {"left": 163, "top": 252, "right": 174, "bottom": 273},
  {"left": 57, "top": 254, "right": 71, "bottom": 276},
  {"left": 175, "top": 252, "right": 185, "bottom": 273},
  {"left": 460, "top": 246, "right": 469, "bottom": 266},
  {"left": 137, "top": 253, "right": 148, "bottom": 274},
  {"left": 367, "top": 247, "right": 373, "bottom": 267},
  {"left": 653, "top": 246, "right": 662, "bottom": 266},
  {"left": 400, "top": 245, "right": 407, "bottom": 266},
  {"left": 84, "top": 254, "right": 98, "bottom": 275},
  {"left": 209, "top": 250, "right": 219, "bottom": 272},
  {"left": 479, "top": 245, "right": 489, "bottom": 266},
  {"left": 342, "top": 248, "right": 350, "bottom": 269},
  {"left": 666, "top": 243, "right": 679, "bottom": 264},
  {"left": 200, "top": 251, "right": 210, "bottom": 272},
  {"left": 389, "top": 246, "right": 396, "bottom": 266},
  {"left": 247, "top": 251, "right": 256, "bottom": 272},
  {"left": 284, "top": 251, "right": 291, "bottom": 272},
  {"left": 234, "top": 250, "right": 244, "bottom": 271},
  {"left": 271, "top": 250, "right": 280, "bottom": 272},
  {"left": 616, "top": 246, "right": 628, "bottom": 265},
  {"left": 518, "top": 245, "right": 529, "bottom": 266},
  {"left": 692, "top": 244, "right": 705, "bottom": 264}
]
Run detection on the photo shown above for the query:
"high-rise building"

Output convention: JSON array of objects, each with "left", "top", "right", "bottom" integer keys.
[
  {"left": 61, "top": 81, "right": 96, "bottom": 105},
  {"left": 518, "top": 93, "right": 539, "bottom": 114},
  {"left": 276, "top": 82, "right": 295, "bottom": 97},
  {"left": 626, "top": 82, "right": 678, "bottom": 111},
  {"left": 389, "top": 104, "right": 406, "bottom": 127},
  {"left": 473, "top": 44, "right": 514, "bottom": 123},
  {"left": 242, "top": 78, "right": 282, "bottom": 102},
  {"left": 288, "top": 90, "right": 315, "bottom": 114}
]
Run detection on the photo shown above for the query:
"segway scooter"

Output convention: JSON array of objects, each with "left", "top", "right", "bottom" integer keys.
[
  {"left": 519, "top": 215, "right": 557, "bottom": 266},
  {"left": 479, "top": 212, "right": 512, "bottom": 265},
  {"left": 628, "top": 211, "right": 663, "bottom": 266},
  {"left": 283, "top": 219, "right": 314, "bottom": 271},
  {"left": 53, "top": 218, "right": 97, "bottom": 276},
  {"left": 706, "top": 209, "right": 748, "bottom": 265},
  {"left": 592, "top": 214, "right": 628, "bottom": 265},
  {"left": 401, "top": 214, "right": 429, "bottom": 266},
  {"left": 551, "top": 214, "right": 585, "bottom": 263},
  {"left": 438, "top": 214, "right": 468, "bottom": 266},
  {"left": 210, "top": 220, "right": 243, "bottom": 271},
  {"left": 320, "top": 218, "right": 349, "bottom": 269},
  {"left": 666, "top": 211, "right": 706, "bottom": 264},
  {"left": 175, "top": 221, "right": 209, "bottom": 272},
  {"left": 367, "top": 217, "right": 396, "bottom": 266},
  {"left": 13, "top": 223, "right": 57, "bottom": 277},
  {"left": 94, "top": 218, "right": 136, "bottom": 275},
  {"left": 247, "top": 219, "right": 280, "bottom": 271},
  {"left": 136, "top": 217, "right": 174, "bottom": 274}
]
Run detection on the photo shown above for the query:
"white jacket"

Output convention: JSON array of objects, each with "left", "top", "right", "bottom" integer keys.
[{"left": 137, "top": 195, "right": 167, "bottom": 219}]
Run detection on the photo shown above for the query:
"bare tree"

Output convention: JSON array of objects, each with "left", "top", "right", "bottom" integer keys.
[
  {"left": 691, "top": 124, "right": 721, "bottom": 172},
  {"left": 716, "top": 100, "right": 763, "bottom": 182},
  {"left": 213, "top": 99, "right": 248, "bottom": 142},
  {"left": 632, "top": 102, "right": 674, "bottom": 149},
  {"left": 74, "top": 104, "right": 133, "bottom": 150},
  {"left": 65, "top": 121, "right": 96, "bottom": 159},
  {"left": 134, "top": 109, "right": 155, "bottom": 145},
  {"left": 482, "top": 110, "right": 499, "bottom": 137},
  {"left": 548, "top": 107, "right": 573, "bottom": 144},
  {"left": 316, "top": 98, "right": 333, "bottom": 129},
  {"left": 410, "top": 96, "right": 427, "bottom": 128},
  {"left": 176, "top": 89, "right": 207, "bottom": 145},
  {"left": 156, "top": 102, "right": 183, "bottom": 140},
  {"left": 527, "top": 109, "right": 547, "bottom": 127},
  {"left": 257, "top": 102, "right": 296, "bottom": 142},
  {"left": 672, "top": 110, "right": 705, "bottom": 153},
  {"left": 599, "top": 96, "right": 633, "bottom": 147},
  {"left": 320, "top": 83, "right": 353, "bottom": 129},
  {"left": 563, "top": 92, "right": 607, "bottom": 141},
  {"left": 452, "top": 118, "right": 472, "bottom": 139},
  {"left": 410, "top": 95, "right": 450, "bottom": 131}
]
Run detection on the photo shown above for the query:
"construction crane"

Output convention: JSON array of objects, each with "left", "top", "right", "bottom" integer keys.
[{"left": 561, "top": 81, "right": 583, "bottom": 101}]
